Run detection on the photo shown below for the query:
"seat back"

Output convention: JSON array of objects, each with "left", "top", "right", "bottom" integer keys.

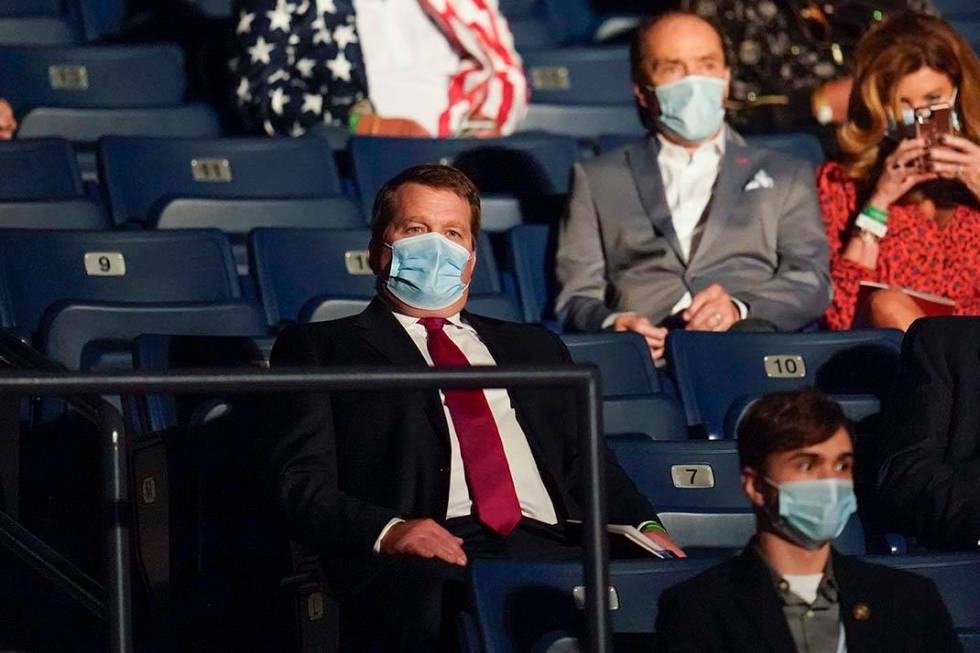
[
  {"left": 0, "top": 199, "right": 107, "bottom": 229},
  {"left": 466, "top": 558, "right": 719, "bottom": 653},
  {"left": 0, "top": 138, "right": 83, "bottom": 200},
  {"left": 520, "top": 104, "right": 643, "bottom": 139},
  {"left": 523, "top": 47, "right": 632, "bottom": 105},
  {"left": 249, "top": 228, "right": 502, "bottom": 326},
  {"left": 350, "top": 134, "right": 579, "bottom": 210},
  {"left": 0, "top": 16, "right": 76, "bottom": 45},
  {"left": 0, "top": 229, "right": 241, "bottom": 333},
  {"left": 18, "top": 103, "right": 222, "bottom": 144},
  {"left": 0, "top": 0, "right": 62, "bottom": 16},
  {"left": 506, "top": 223, "right": 553, "bottom": 323},
  {"left": 98, "top": 136, "right": 342, "bottom": 225},
  {"left": 666, "top": 330, "right": 904, "bottom": 439},
  {"left": 0, "top": 44, "right": 186, "bottom": 112}
]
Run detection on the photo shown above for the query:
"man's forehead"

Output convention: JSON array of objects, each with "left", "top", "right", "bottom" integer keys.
[{"left": 644, "top": 17, "right": 724, "bottom": 61}]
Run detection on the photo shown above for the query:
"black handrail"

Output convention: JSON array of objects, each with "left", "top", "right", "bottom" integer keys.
[{"left": 0, "top": 365, "right": 610, "bottom": 653}]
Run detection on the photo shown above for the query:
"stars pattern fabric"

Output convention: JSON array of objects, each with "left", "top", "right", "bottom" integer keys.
[{"left": 230, "top": 0, "right": 368, "bottom": 136}]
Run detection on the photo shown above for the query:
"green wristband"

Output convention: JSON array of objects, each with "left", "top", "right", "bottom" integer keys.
[
  {"left": 639, "top": 520, "right": 666, "bottom": 534},
  {"left": 348, "top": 110, "right": 363, "bottom": 134},
  {"left": 863, "top": 204, "right": 889, "bottom": 223}
]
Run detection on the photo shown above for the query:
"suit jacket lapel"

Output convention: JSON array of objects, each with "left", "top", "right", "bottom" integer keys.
[
  {"left": 731, "top": 548, "right": 799, "bottom": 653},
  {"left": 626, "top": 135, "right": 686, "bottom": 264},
  {"left": 833, "top": 551, "right": 878, "bottom": 653},
  {"left": 355, "top": 297, "right": 451, "bottom": 444},
  {"left": 687, "top": 131, "right": 760, "bottom": 271}
]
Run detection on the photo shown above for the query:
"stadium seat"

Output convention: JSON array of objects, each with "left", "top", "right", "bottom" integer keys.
[
  {"left": 506, "top": 223, "right": 553, "bottom": 323},
  {"left": 461, "top": 558, "right": 719, "bottom": 653},
  {"left": 17, "top": 103, "right": 222, "bottom": 144},
  {"left": 249, "top": 228, "right": 504, "bottom": 326},
  {"left": 0, "top": 229, "right": 242, "bottom": 335},
  {"left": 521, "top": 104, "right": 643, "bottom": 139},
  {"left": 561, "top": 332, "right": 687, "bottom": 439},
  {"left": 598, "top": 132, "right": 826, "bottom": 168},
  {"left": 522, "top": 47, "right": 632, "bottom": 105},
  {"left": 0, "top": 17, "right": 76, "bottom": 45},
  {"left": 870, "top": 553, "right": 980, "bottom": 647},
  {"left": 349, "top": 134, "right": 580, "bottom": 215},
  {"left": 666, "top": 330, "right": 904, "bottom": 439},
  {"left": 98, "top": 136, "right": 344, "bottom": 226},
  {"left": 155, "top": 196, "right": 363, "bottom": 234},
  {"left": 0, "top": 198, "right": 107, "bottom": 229},
  {"left": 0, "top": 138, "right": 83, "bottom": 201},
  {"left": 0, "top": 44, "right": 187, "bottom": 112}
]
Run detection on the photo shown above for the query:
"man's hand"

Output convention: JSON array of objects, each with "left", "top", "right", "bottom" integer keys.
[
  {"left": 356, "top": 114, "right": 431, "bottom": 138},
  {"left": 0, "top": 100, "right": 17, "bottom": 140},
  {"left": 379, "top": 518, "right": 467, "bottom": 566},
  {"left": 643, "top": 530, "right": 686, "bottom": 558},
  {"left": 613, "top": 314, "right": 668, "bottom": 360},
  {"left": 683, "top": 284, "right": 740, "bottom": 332}
]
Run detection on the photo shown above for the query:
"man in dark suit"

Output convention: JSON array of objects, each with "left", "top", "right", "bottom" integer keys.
[
  {"left": 656, "top": 390, "right": 960, "bottom": 652},
  {"left": 555, "top": 12, "right": 830, "bottom": 360},
  {"left": 268, "top": 164, "right": 683, "bottom": 651},
  {"left": 875, "top": 317, "right": 980, "bottom": 551}
]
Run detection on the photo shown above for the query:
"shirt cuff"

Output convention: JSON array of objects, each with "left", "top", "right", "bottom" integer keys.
[
  {"left": 601, "top": 311, "right": 636, "bottom": 330},
  {"left": 638, "top": 520, "right": 667, "bottom": 534},
  {"left": 372, "top": 517, "right": 405, "bottom": 554},
  {"left": 731, "top": 298, "right": 749, "bottom": 320}
]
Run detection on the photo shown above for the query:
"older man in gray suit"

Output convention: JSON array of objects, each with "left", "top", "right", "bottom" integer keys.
[{"left": 555, "top": 12, "right": 831, "bottom": 360}]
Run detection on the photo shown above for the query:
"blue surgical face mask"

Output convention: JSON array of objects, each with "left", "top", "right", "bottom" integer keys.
[
  {"left": 653, "top": 75, "right": 726, "bottom": 142},
  {"left": 384, "top": 232, "right": 471, "bottom": 311},
  {"left": 763, "top": 477, "right": 857, "bottom": 550}
]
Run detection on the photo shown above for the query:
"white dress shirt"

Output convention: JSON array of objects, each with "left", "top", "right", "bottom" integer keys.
[
  {"left": 374, "top": 311, "right": 559, "bottom": 551},
  {"left": 354, "top": 0, "right": 461, "bottom": 136}
]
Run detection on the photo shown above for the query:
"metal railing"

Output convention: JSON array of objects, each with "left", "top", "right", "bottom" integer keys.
[{"left": 0, "top": 365, "right": 611, "bottom": 653}]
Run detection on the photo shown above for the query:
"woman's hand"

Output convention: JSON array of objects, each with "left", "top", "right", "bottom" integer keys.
[
  {"left": 868, "top": 138, "right": 936, "bottom": 209},
  {"left": 0, "top": 100, "right": 16, "bottom": 140},
  {"left": 927, "top": 133, "right": 980, "bottom": 201}
]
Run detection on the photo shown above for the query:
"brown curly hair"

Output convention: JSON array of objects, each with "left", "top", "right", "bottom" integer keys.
[{"left": 838, "top": 13, "right": 980, "bottom": 181}]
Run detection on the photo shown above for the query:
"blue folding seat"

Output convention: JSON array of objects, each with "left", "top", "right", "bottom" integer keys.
[
  {"left": 0, "top": 229, "right": 243, "bottom": 337},
  {"left": 17, "top": 103, "right": 222, "bottom": 144},
  {"left": 248, "top": 227, "right": 511, "bottom": 326},
  {"left": 0, "top": 138, "right": 83, "bottom": 201},
  {"left": 349, "top": 134, "right": 579, "bottom": 215},
  {"left": 666, "top": 330, "right": 905, "bottom": 439},
  {"left": 98, "top": 136, "right": 345, "bottom": 227},
  {"left": 870, "top": 553, "right": 980, "bottom": 647},
  {"left": 0, "top": 17, "right": 76, "bottom": 45},
  {"left": 598, "top": 132, "right": 826, "bottom": 168},
  {"left": 561, "top": 332, "right": 687, "bottom": 440},
  {"left": 0, "top": 0, "right": 62, "bottom": 15},
  {"left": 460, "top": 558, "right": 720, "bottom": 653},
  {"left": 523, "top": 47, "right": 632, "bottom": 105},
  {"left": 505, "top": 223, "right": 552, "bottom": 323},
  {"left": 520, "top": 103, "right": 643, "bottom": 140},
  {"left": 0, "top": 44, "right": 186, "bottom": 111}
]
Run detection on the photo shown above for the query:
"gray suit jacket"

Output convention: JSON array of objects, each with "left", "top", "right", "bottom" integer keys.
[{"left": 555, "top": 130, "right": 831, "bottom": 332}]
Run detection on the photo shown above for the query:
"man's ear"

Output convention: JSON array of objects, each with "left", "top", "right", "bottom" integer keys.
[
  {"left": 722, "top": 65, "right": 732, "bottom": 100},
  {"left": 368, "top": 237, "right": 384, "bottom": 276},
  {"left": 741, "top": 467, "right": 767, "bottom": 508},
  {"left": 633, "top": 82, "right": 649, "bottom": 110}
]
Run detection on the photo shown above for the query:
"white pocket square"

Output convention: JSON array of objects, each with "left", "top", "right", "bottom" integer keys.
[{"left": 744, "top": 169, "right": 774, "bottom": 191}]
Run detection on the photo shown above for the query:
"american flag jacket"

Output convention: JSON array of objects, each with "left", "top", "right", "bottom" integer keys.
[{"left": 230, "top": 0, "right": 528, "bottom": 137}]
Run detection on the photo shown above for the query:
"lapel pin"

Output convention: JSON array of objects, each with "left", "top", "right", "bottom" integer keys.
[
  {"left": 853, "top": 603, "right": 871, "bottom": 621},
  {"left": 736, "top": 156, "right": 750, "bottom": 165}
]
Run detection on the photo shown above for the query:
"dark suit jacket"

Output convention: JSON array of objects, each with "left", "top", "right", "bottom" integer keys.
[
  {"left": 656, "top": 547, "right": 961, "bottom": 652},
  {"left": 875, "top": 317, "right": 980, "bottom": 551},
  {"left": 267, "top": 298, "right": 658, "bottom": 581},
  {"left": 555, "top": 129, "right": 831, "bottom": 332}
]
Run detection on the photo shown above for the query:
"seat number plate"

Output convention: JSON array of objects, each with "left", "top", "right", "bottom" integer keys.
[
  {"left": 344, "top": 250, "right": 371, "bottom": 275},
  {"left": 763, "top": 355, "right": 806, "bottom": 378},
  {"left": 49, "top": 65, "right": 89, "bottom": 90},
  {"left": 670, "top": 464, "right": 715, "bottom": 488},
  {"left": 530, "top": 66, "right": 571, "bottom": 90},
  {"left": 84, "top": 252, "right": 126, "bottom": 276},
  {"left": 191, "top": 158, "right": 233, "bottom": 182}
]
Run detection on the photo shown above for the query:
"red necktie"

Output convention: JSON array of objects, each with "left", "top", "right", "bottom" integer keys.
[{"left": 419, "top": 317, "right": 522, "bottom": 536}]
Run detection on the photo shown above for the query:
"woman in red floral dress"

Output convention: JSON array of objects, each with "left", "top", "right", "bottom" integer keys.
[{"left": 819, "top": 13, "right": 980, "bottom": 331}]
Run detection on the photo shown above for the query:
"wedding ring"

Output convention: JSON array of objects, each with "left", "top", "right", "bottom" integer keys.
[{"left": 956, "top": 165, "right": 963, "bottom": 178}]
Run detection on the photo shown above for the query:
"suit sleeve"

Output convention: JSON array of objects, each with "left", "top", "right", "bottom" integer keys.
[
  {"left": 733, "top": 158, "right": 832, "bottom": 331},
  {"left": 875, "top": 318, "right": 980, "bottom": 549},
  {"left": 555, "top": 162, "right": 616, "bottom": 332},
  {"left": 655, "top": 586, "right": 725, "bottom": 652},
  {"left": 267, "top": 326, "right": 400, "bottom": 555}
]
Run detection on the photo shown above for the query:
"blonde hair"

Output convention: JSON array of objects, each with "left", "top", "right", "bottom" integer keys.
[{"left": 838, "top": 13, "right": 980, "bottom": 181}]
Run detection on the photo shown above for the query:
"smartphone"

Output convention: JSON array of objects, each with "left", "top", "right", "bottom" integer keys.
[{"left": 916, "top": 102, "right": 954, "bottom": 145}]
